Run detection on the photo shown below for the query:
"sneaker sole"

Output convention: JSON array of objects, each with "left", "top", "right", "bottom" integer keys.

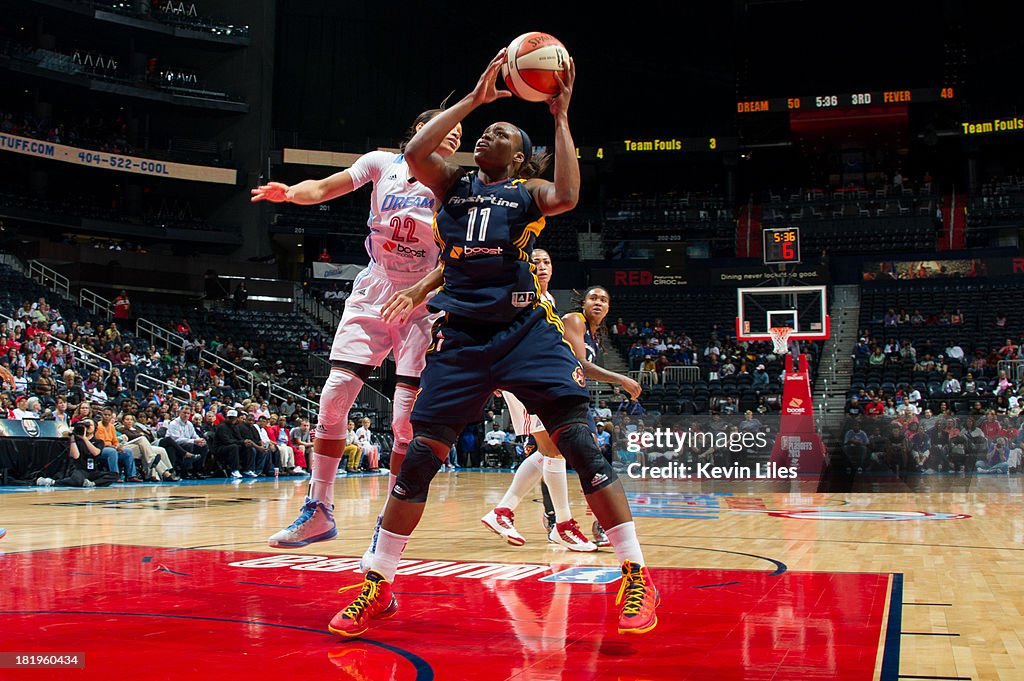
[
  {"left": 268, "top": 526, "right": 338, "bottom": 548},
  {"left": 549, "top": 534, "right": 598, "bottom": 552},
  {"left": 327, "top": 602, "right": 399, "bottom": 638},
  {"left": 480, "top": 518, "right": 525, "bottom": 547},
  {"left": 618, "top": 615, "right": 658, "bottom": 635}
]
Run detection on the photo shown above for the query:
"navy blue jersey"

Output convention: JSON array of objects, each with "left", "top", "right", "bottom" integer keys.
[
  {"left": 569, "top": 311, "right": 602, "bottom": 364},
  {"left": 430, "top": 172, "right": 545, "bottom": 323}
]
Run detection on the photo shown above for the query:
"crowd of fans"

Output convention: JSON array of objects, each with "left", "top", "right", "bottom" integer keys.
[
  {"left": 0, "top": 108, "right": 132, "bottom": 155},
  {"left": 0, "top": 293, "right": 396, "bottom": 487}
]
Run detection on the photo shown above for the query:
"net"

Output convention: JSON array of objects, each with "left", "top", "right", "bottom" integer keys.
[{"left": 769, "top": 327, "right": 793, "bottom": 354}]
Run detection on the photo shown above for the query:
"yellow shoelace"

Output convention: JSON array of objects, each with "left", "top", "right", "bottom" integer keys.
[
  {"left": 616, "top": 571, "right": 648, "bottom": 616},
  {"left": 338, "top": 579, "right": 381, "bottom": 619}
]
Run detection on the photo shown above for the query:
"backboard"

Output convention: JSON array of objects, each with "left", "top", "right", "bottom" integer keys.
[{"left": 736, "top": 285, "right": 829, "bottom": 342}]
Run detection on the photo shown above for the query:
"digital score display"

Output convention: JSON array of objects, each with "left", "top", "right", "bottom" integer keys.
[
  {"left": 737, "top": 87, "right": 955, "bottom": 114},
  {"left": 763, "top": 227, "right": 801, "bottom": 265}
]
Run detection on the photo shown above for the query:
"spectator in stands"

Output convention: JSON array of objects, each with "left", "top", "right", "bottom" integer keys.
[
  {"left": 594, "top": 400, "right": 612, "bottom": 421},
  {"left": 844, "top": 420, "right": 870, "bottom": 472},
  {"left": 910, "top": 309, "right": 924, "bottom": 326},
  {"left": 290, "top": 418, "right": 314, "bottom": 469},
  {"left": 354, "top": 416, "right": 380, "bottom": 471},
  {"left": 752, "top": 364, "right": 769, "bottom": 391},
  {"left": 120, "top": 413, "right": 178, "bottom": 481},
  {"left": 49, "top": 396, "right": 71, "bottom": 436},
  {"left": 995, "top": 311, "right": 1008, "bottom": 328},
  {"left": 11, "top": 394, "right": 32, "bottom": 420},
  {"left": 232, "top": 283, "right": 248, "bottom": 311},
  {"left": 978, "top": 437, "right": 1013, "bottom": 474},
  {"left": 166, "top": 405, "right": 210, "bottom": 473},
  {"left": 845, "top": 395, "right": 863, "bottom": 418},
  {"left": 480, "top": 422, "right": 509, "bottom": 468},
  {"left": 235, "top": 411, "right": 270, "bottom": 477},
  {"left": 942, "top": 372, "right": 961, "bottom": 394},
  {"left": 95, "top": 408, "right": 142, "bottom": 481},
  {"left": 113, "top": 291, "right": 131, "bottom": 322},
  {"left": 995, "top": 370, "right": 1013, "bottom": 396},
  {"left": 906, "top": 422, "right": 930, "bottom": 471},
  {"left": 884, "top": 309, "right": 898, "bottom": 327},
  {"left": 999, "top": 338, "right": 1018, "bottom": 358},
  {"left": 863, "top": 393, "right": 884, "bottom": 416},
  {"left": 946, "top": 341, "right": 964, "bottom": 362}
]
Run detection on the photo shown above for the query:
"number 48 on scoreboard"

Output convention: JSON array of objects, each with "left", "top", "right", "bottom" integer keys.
[{"left": 763, "top": 227, "right": 801, "bottom": 265}]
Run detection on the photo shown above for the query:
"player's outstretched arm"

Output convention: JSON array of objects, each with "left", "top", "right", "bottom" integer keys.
[
  {"left": 529, "top": 59, "right": 578, "bottom": 216},
  {"left": 381, "top": 266, "right": 443, "bottom": 323},
  {"left": 250, "top": 170, "right": 355, "bottom": 205},
  {"left": 406, "top": 49, "right": 512, "bottom": 198},
  {"left": 563, "top": 312, "right": 642, "bottom": 399}
]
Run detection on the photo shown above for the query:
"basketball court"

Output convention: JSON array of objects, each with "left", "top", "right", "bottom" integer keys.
[{"left": 2, "top": 471, "right": 1020, "bottom": 680}]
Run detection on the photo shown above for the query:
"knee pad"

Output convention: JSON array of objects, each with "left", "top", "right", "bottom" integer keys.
[
  {"left": 392, "top": 437, "right": 443, "bottom": 503},
  {"left": 551, "top": 422, "right": 617, "bottom": 495},
  {"left": 314, "top": 368, "right": 364, "bottom": 440},
  {"left": 391, "top": 383, "right": 418, "bottom": 447}
]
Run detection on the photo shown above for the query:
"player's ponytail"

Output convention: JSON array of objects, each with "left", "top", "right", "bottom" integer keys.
[
  {"left": 399, "top": 108, "right": 444, "bottom": 152},
  {"left": 518, "top": 150, "right": 552, "bottom": 179}
]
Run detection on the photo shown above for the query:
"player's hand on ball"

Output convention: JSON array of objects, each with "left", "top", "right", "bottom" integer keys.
[
  {"left": 622, "top": 376, "right": 642, "bottom": 400},
  {"left": 547, "top": 58, "right": 575, "bottom": 118},
  {"left": 471, "top": 49, "right": 513, "bottom": 107},
  {"left": 250, "top": 182, "right": 290, "bottom": 203}
]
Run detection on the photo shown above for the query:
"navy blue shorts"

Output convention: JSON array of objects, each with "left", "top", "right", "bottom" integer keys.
[{"left": 411, "top": 306, "right": 590, "bottom": 429}]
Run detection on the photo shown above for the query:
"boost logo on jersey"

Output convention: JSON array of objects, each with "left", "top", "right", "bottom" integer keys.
[
  {"left": 450, "top": 245, "right": 503, "bottom": 259},
  {"left": 382, "top": 241, "right": 426, "bottom": 258}
]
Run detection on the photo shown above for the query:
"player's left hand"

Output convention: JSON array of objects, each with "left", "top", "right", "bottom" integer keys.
[
  {"left": 621, "top": 376, "right": 642, "bottom": 400},
  {"left": 382, "top": 286, "right": 424, "bottom": 323},
  {"left": 547, "top": 58, "right": 575, "bottom": 118}
]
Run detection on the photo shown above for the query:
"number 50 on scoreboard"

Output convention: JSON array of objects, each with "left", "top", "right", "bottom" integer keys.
[{"left": 763, "top": 227, "right": 801, "bottom": 265}]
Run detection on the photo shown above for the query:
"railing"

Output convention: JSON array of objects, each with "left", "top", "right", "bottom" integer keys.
[
  {"left": 307, "top": 353, "right": 331, "bottom": 378},
  {"left": 998, "top": 360, "right": 1024, "bottom": 385},
  {"left": 29, "top": 260, "right": 70, "bottom": 299},
  {"left": 355, "top": 383, "right": 393, "bottom": 424},
  {"left": 628, "top": 370, "right": 658, "bottom": 387},
  {"left": 294, "top": 283, "right": 341, "bottom": 332},
  {"left": 266, "top": 382, "right": 320, "bottom": 421},
  {"left": 199, "top": 349, "right": 256, "bottom": 394},
  {"left": 134, "top": 373, "right": 192, "bottom": 406},
  {"left": 662, "top": 366, "right": 701, "bottom": 384},
  {"left": 51, "top": 336, "right": 113, "bottom": 381},
  {"left": 79, "top": 288, "right": 114, "bottom": 320},
  {"left": 0, "top": 311, "right": 112, "bottom": 379},
  {"left": 136, "top": 318, "right": 188, "bottom": 351}
]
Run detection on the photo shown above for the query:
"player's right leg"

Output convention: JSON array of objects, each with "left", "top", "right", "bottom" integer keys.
[
  {"left": 267, "top": 365, "right": 365, "bottom": 548},
  {"left": 330, "top": 424, "right": 456, "bottom": 638},
  {"left": 482, "top": 391, "right": 540, "bottom": 545}
]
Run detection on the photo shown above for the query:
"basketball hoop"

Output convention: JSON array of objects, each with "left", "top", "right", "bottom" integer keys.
[{"left": 769, "top": 327, "right": 793, "bottom": 354}]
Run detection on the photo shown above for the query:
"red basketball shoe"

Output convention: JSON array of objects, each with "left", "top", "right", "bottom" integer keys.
[
  {"left": 615, "top": 560, "right": 661, "bottom": 634},
  {"left": 328, "top": 570, "right": 399, "bottom": 638}
]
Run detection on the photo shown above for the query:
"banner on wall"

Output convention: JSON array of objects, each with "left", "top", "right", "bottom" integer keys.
[{"left": 0, "top": 132, "right": 237, "bottom": 185}]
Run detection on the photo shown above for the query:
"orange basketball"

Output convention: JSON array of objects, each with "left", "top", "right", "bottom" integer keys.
[{"left": 501, "top": 32, "right": 570, "bottom": 102}]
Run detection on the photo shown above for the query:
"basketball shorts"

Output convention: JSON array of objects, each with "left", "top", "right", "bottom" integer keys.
[
  {"left": 411, "top": 306, "right": 590, "bottom": 428},
  {"left": 329, "top": 263, "right": 439, "bottom": 377}
]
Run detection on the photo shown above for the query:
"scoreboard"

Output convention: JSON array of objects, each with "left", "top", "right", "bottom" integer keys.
[
  {"left": 737, "top": 87, "right": 956, "bottom": 114},
  {"left": 763, "top": 227, "right": 801, "bottom": 265}
]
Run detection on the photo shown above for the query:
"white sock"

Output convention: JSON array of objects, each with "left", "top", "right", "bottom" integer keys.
[
  {"left": 543, "top": 457, "right": 571, "bottom": 523},
  {"left": 309, "top": 452, "right": 341, "bottom": 504},
  {"left": 605, "top": 521, "right": 645, "bottom": 566},
  {"left": 497, "top": 450, "right": 544, "bottom": 510},
  {"left": 368, "top": 528, "right": 409, "bottom": 581}
]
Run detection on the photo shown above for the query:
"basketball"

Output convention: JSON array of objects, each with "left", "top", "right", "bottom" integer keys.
[{"left": 501, "top": 32, "right": 570, "bottom": 102}]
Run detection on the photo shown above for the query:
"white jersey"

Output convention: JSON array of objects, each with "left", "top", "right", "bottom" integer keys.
[{"left": 348, "top": 151, "right": 440, "bottom": 274}]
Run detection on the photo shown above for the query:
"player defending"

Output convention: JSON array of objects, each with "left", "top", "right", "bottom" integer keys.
[
  {"left": 252, "top": 111, "right": 462, "bottom": 548},
  {"left": 330, "top": 50, "right": 660, "bottom": 639},
  {"left": 484, "top": 263, "right": 641, "bottom": 551}
]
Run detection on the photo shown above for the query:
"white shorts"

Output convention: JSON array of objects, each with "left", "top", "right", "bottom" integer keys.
[
  {"left": 330, "top": 263, "right": 439, "bottom": 378},
  {"left": 502, "top": 391, "right": 546, "bottom": 436}
]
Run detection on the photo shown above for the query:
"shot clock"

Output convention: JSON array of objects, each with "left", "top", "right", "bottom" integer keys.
[{"left": 763, "top": 227, "right": 801, "bottom": 265}]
